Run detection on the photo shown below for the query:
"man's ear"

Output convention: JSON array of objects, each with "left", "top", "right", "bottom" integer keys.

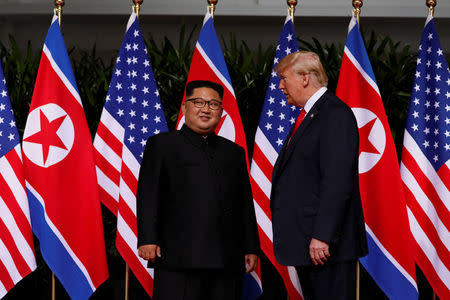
[
  {"left": 302, "top": 73, "right": 310, "bottom": 87},
  {"left": 181, "top": 101, "right": 186, "bottom": 115}
]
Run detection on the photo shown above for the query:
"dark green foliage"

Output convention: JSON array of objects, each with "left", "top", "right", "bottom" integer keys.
[{"left": 0, "top": 35, "right": 40, "bottom": 136}]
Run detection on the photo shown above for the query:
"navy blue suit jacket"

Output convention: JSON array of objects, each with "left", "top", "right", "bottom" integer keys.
[{"left": 270, "top": 91, "right": 368, "bottom": 266}]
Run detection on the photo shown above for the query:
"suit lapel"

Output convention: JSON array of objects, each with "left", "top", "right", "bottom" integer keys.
[{"left": 276, "top": 93, "right": 329, "bottom": 175}]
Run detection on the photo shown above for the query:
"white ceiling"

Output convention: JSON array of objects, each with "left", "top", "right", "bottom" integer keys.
[{"left": 0, "top": 0, "right": 449, "bottom": 18}]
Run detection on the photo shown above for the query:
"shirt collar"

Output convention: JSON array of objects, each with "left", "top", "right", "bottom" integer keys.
[
  {"left": 304, "top": 87, "right": 327, "bottom": 113},
  {"left": 181, "top": 124, "right": 217, "bottom": 148}
]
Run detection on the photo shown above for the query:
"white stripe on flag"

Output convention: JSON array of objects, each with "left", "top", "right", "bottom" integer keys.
[
  {"left": 254, "top": 127, "right": 278, "bottom": 166},
  {"left": 365, "top": 224, "right": 418, "bottom": 289},
  {"left": 287, "top": 266, "right": 302, "bottom": 295},
  {"left": 0, "top": 196, "right": 35, "bottom": 270},
  {"left": 253, "top": 199, "right": 273, "bottom": 242},
  {"left": 250, "top": 162, "right": 272, "bottom": 200},
  {"left": 403, "top": 131, "right": 450, "bottom": 206},
  {"left": 400, "top": 163, "right": 450, "bottom": 251},
  {"left": 0, "top": 156, "right": 31, "bottom": 223},
  {"left": 14, "top": 145, "right": 23, "bottom": 162},
  {"left": 94, "top": 135, "right": 122, "bottom": 172},
  {"left": 0, "top": 238, "right": 21, "bottom": 284},
  {"left": 196, "top": 44, "right": 236, "bottom": 98},
  {"left": 116, "top": 215, "right": 153, "bottom": 275},
  {"left": 25, "top": 182, "right": 96, "bottom": 291},
  {"left": 119, "top": 177, "right": 137, "bottom": 216},
  {"left": 42, "top": 45, "right": 82, "bottom": 106},
  {"left": 407, "top": 207, "right": 450, "bottom": 290},
  {"left": 0, "top": 279, "right": 6, "bottom": 299},
  {"left": 99, "top": 109, "right": 126, "bottom": 142},
  {"left": 96, "top": 167, "right": 120, "bottom": 201},
  {"left": 343, "top": 47, "right": 381, "bottom": 97},
  {"left": 122, "top": 146, "right": 140, "bottom": 180}
]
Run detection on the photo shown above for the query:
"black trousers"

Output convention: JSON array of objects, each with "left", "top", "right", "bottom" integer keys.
[
  {"left": 296, "top": 260, "right": 356, "bottom": 300},
  {"left": 152, "top": 268, "right": 243, "bottom": 300}
]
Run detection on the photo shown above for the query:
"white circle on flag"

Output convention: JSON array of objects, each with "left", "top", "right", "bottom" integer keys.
[
  {"left": 351, "top": 107, "right": 386, "bottom": 174},
  {"left": 177, "top": 109, "right": 236, "bottom": 142},
  {"left": 23, "top": 103, "right": 75, "bottom": 168}
]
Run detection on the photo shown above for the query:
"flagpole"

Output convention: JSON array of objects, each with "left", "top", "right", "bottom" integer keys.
[
  {"left": 52, "top": 272, "right": 56, "bottom": 300},
  {"left": 54, "top": 0, "right": 64, "bottom": 27},
  {"left": 426, "top": 0, "right": 436, "bottom": 16},
  {"left": 51, "top": 2, "right": 65, "bottom": 296},
  {"left": 207, "top": 0, "right": 218, "bottom": 18},
  {"left": 352, "top": 0, "right": 362, "bottom": 28},
  {"left": 425, "top": 0, "right": 437, "bottom": 296},
  {"left": 287, "top": 0, "right": 298, "bottom": 23},
  {"left": 133, "top": 0, "right": 143, "bottom": 18}
]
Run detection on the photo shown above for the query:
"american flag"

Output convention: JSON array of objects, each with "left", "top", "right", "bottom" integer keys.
[
  {"left": 0, "top": 60, "right": 36, "bottom": 299},
  {"left": 93, "top": 12, "right": 168, "bottom": 297},
  {"left": 249, "top": 13, "right": 303, "bottom": 300},
  {"left": 400, "top": 14, "right": 450, "bottom": 299}
]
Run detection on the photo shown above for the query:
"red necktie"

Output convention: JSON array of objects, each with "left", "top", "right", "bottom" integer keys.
[{"left": 288, "top": 109, "right": 306, "bottom": 147}]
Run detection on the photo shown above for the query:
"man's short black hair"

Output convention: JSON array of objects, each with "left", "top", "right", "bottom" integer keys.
[{"left": 185, "top": 80, "right": 224, "bottom": 100}]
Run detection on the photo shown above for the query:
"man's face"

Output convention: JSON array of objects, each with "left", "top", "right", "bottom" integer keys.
[
  {"left": 182, "top": 87, "right": 223, "bottom": 135},
  {"left": 278, "top": 66, "right": 309, "bottom": 107}
]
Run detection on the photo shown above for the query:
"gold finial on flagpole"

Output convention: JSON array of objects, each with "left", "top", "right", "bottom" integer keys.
[
  {"left": 54, "top": 0, "right": 64, "bottom": 27},
  {"left": 352, "top": 0, "right": 363, "bottom": 27},
  {"left": 287, "top": 0, "right": 298, "bottom": 23},
  {"left": 207, "top": 0, "right": 218, "bottom": 19},
  {"left": 426, "top": 0, "right": 436, "bottom": 16},
  {"left": 132, "top": 0, "right": 143, "bottom": 18}
]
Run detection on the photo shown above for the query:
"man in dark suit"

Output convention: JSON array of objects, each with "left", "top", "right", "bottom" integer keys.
[
  {"left": 137, "top": 80, "right": 259, "bottom": 300},
  {"left": 270, "top": 51, "right": 368, "bottom": 300}
]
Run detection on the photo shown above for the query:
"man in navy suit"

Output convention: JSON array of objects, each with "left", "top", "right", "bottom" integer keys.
[{"left": 270, "top": 51, "right": 368, "bottom": 300}]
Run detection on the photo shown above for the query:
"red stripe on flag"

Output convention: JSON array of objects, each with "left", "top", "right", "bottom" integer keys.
[
  {"left": 94, "top": 149, "right": 121, "bottom": 186},
  {"left": 0, "top": 219, "right": 31, "bottom": 277},
  {"left": 0, "top": 172, "right": 34, "bottom": 251},
  {"left": 401, "top": 148, "right": 450, "bottom": 229},
  {"left": 0, "top": 260, "right": 15, "bottom": 293},
  {"left": 96, "top": 122, "right": 123, "bottom": 157},
  {"left": 252, "top": 144, "right": 274, "bottom": 181},
  {"left": 250, "top": 177, "right": 272, "bottom": 219},
  {"left": 5, "top": 150, "right": 26, "bottom": 191},
  {"left": 414, "top": 239, "right": 449, "bottom": 300},
  {"left": 98, "top": 187, "right": 118, "bottom": 216},
  {"left": 116, "top": 233, "right": 153, "bottom": 297},
  {"left": 121, "top": 163, "right": 138, "bottom": 196},
  {"left": 403, "top": 184, "right": 450, "bottom": 268},
  {"left": 117, "top": 197, "right": 138, "bottom": 236},
  {"left": 437, "top": 164, "right": 450, "bottom": 191}
]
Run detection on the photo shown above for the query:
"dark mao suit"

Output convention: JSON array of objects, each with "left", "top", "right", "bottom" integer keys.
[
  {"left": 271, "top": 91, "right": 368, "bottom": 299},
  {"left": 137, "top": 124, "right": 259, "bottom": 299}
]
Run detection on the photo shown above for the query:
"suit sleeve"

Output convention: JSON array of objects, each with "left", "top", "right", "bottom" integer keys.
[
  {"left": 312, "top": 106, "right": 359, "bottom": 244},
  {"left": 239, "top": 148, "right": 261, "bottom": 255},
  {"left": 137, "top": 136, "right": 163, "bottom": 247}
]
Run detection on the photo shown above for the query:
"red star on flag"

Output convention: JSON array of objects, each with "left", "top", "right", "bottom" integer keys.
[
  {"left": 24, "top": 110, "right": 67, "bottom": 164},
  {"left": 358, "top": 117, "right": 380, "bottom": 156}
]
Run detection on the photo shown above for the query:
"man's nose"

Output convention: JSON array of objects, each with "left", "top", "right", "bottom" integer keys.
[
  {"left": 278, "top": 81, "right": 284, "bottom": 90},
  {"left": 201, "top": 102, "right": 211, "bottom": 112}
]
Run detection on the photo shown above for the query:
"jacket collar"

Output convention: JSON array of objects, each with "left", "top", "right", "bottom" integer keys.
[{"left": 180, "top": 124, "right": 218, "bottom": 148}]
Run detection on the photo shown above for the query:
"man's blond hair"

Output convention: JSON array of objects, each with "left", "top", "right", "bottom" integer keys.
[{"left": 275, "top": 51, "right": 328, "bottom": 88}]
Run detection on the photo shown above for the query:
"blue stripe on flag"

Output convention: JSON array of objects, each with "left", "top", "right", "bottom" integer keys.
[
  {"left": 346, "top": 23, "right": 377, "bottom": 85},
  {"left": 360, "top": 233, "right": 418, "bottom": 300},
  {"left": 28, "top": 188, "right": 94, "bottom": 300},
  {"left": 44, "top": 18, "right": 79, "bottom": 95},
  {"left": 241, "top": 273, "right": 263, "bottom": 300},
  {"left": 197, "top": 17, "right": 233, "bottom": 88}
]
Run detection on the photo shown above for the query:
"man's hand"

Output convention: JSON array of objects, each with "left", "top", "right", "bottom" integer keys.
[
  {"left": 138, "top": 244, "right": 161, "bottom": 262},
  {"left": 309, "top": 238, "right": 330, "bottom": 266},
  {"left": 245, "top": 254, "right": 258, "bottom": 273}
]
